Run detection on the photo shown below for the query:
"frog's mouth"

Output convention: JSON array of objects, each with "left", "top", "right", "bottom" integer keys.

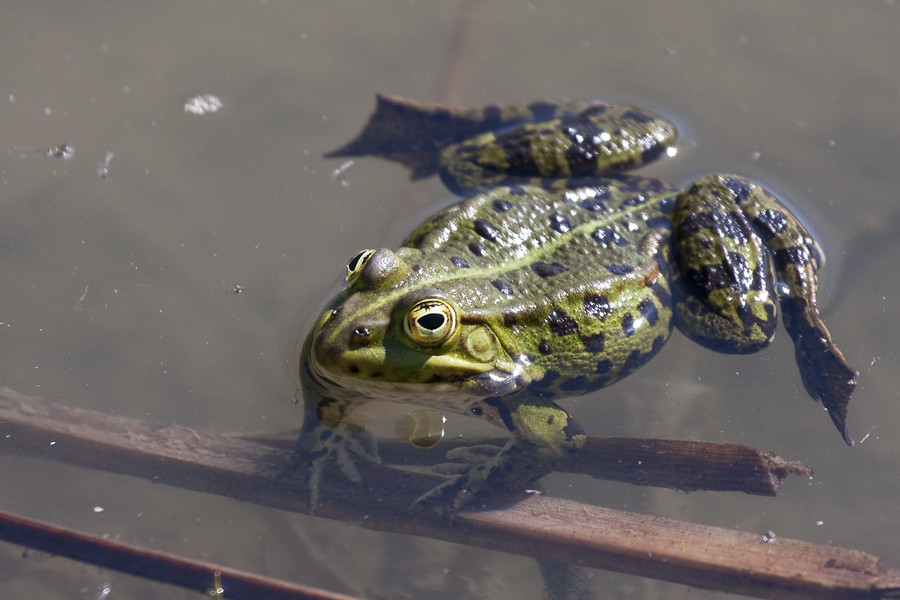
[{"left": 305, "top": 346, "right": 529, "bottom": 408}]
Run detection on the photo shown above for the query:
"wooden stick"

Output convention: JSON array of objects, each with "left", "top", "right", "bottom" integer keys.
[
  {"left": 330, "top": 434, "right": 811, "bottom": 496},
  {"left": 0, "top": 509, "right": 367, "bottom": 600},
  {"left": 0, "top": 388, "right": 897, "bottom": 600}
]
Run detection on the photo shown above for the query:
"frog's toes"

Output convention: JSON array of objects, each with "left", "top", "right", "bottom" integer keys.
[
  {"left": 409, "top": 472, "right": 484, "bottom": 519},
  {"left": 303, "top": 427, "right": 382, "bottom": 511},
  {"left": 432, "top": 444, "right": 502, "bottom": 475}
]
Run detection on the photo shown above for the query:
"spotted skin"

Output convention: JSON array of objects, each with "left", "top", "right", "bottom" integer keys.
[{"left": 288, "top": 95, "right": 858, "bottom": 516}]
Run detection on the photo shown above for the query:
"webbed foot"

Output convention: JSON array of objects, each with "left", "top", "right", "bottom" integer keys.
[
  {"left": 280, "top": 426, "right": 380, "bottom": 512},
  {"left": 410, "top": 439, "right": 571, "bottom": 520}
]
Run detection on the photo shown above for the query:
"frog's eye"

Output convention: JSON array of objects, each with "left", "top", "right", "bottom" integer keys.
[
  {"left": 345, "top": 249, "right": 376, "bottom": 286},
  {"left": 404, "top": 299, "right": 458, "bottom": 347}
]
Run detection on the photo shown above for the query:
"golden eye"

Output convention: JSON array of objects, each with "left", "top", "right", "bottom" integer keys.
[
  {"left": 345, "top": 249, "right": 375, "bottom": 286},
  {"left": 403, "top": 298, "right": 458, "bottom": 347}
]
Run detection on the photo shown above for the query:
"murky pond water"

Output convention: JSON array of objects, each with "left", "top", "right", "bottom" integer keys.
[{"left": 1, "top": 2, "right": 898, "bottom": 598}]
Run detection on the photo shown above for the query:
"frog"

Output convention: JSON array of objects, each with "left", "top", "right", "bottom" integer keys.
[{"left": 288, "top": 94, "right": 857, "bottom": 517}]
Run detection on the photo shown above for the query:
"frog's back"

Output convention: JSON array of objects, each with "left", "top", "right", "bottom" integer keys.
[{"left": 406, "top": 176, "right": 678, "bottom": 395}]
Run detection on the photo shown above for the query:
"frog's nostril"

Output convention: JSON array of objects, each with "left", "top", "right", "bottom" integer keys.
[{"left": 350, "top": 326, "right": 372, "bottom": 347}]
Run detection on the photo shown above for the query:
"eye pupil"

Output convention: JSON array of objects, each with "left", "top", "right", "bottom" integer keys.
[
  {"left": 403, "top": 297, "right": 458, "bottom": 347},
  {"left": 348, "top": 251, "right": 367, "bottom": 272},
  {"left": 417, "top": 313, "right": 445, "bottom": 331}
]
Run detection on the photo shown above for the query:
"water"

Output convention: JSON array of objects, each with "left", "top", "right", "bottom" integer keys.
[{"left": 1, "top": 1, "right": 898, "bottom": 598}]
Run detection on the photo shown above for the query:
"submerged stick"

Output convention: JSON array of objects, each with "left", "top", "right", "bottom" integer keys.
[
  {"left": 0, "top": 388, "right": 897, "bottom": 600},
  {"left": 0, "top": 509, "right": 366, "bottom": 600},
  {"left": 369, "top": 435, "right": 811, "bottom": 496}
]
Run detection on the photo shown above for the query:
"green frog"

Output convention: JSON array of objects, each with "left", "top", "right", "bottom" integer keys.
[{"left": 290, "top": 94, "right": 857, "bottom": 516}]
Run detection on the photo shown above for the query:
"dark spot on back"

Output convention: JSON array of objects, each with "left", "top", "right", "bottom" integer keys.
[
  {"left": 581, "top": 332, "right": 605, "bottom": 353},
  {"left": 638, "top": 297, "right": 659, "bottom": 326},
  {"left": 754, "top": 209, "right": 788, "bottom": 237},
  {"left": 584, "top": 294, "right": 612, "bottom": 320},
  {"left": 538, "top": 340, "right": 552, "bottom": 354},
  {"left": 725, "top": 177, "right": 754, "bottom": 202},
  {"left": 579, "top": 103, "right": 608, "bottom": 118},
  {"left": 548, "top": 310, "right": 579, "bottom": 336},
  {"left": 677, "top": 206, "right": 750, "bottom": 246},
  {"left": 623, "top": 194, "right": 650, "bottom": 207},
  {"left": 579, "top": 198, "right": 606, "bottom": 212},
  {"left": 474, "top": 218, "right": 500, "bottom": 242},
  {"left": 492, "top": 199, "right": 513, "bottom": 212},
  {"left": 531, "top": 262, "right": 567, "bottom": 277},
  {"left": 348, "top": 365, "right": 359, "bottom": 374},
  {"left": 508, "top": 185, "right": 526, "bottom": 196},
  {"left": 548, "top": 213, "right": 574, "bottom": 234},
  {"left": 468, "top": 241, "right": 487, "bottom": 256},
  {"left": 498, "top": 130, "right": 541, "bottom": 175},
  {"left": 606, "top": 264, "right": 634, "bottom": 275},
  {"left": 650, "top": 281, "right": 672, "bottom": 307},
  {"left": 592, "top": 227, "right": 626, "bottom": 246},
  {"left": 641, "top": 143, "right": 666, "bottom": 165},
  {"left": 560, "top": 118, "right": 607, "bottom": 174},
  {"left": 773, "top": 246, "right": 808, "bottom": 269},
  {"left": 595, "top": 359, "right": 613, "bottom": 374},
  {"left": 491, "top": 279, "right": 514, "bottom": 295},
  {"left": 682, "top": 251, "right": 754, "bottom": 298},
  {"left": 451, "top": 256, "right": 470, "bottom": 268},
  {"left": 622, "top": 313, "right": 635, "bottom": 337}
]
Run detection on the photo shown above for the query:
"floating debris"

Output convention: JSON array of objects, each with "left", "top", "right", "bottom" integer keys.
[
  {"left": 331, "top": 159, "right": 354, "bottom": 188},
  {"left": 97, "top": 151, "right": 114, "bottom": 178},
  {"left": 75, "top": 285, "right": 89, "bottom": 311},
  {"left": 184, "top": 94, "right": 223, "bottom": 115},
  {"left": 9, "top": 143, "right": 74, "bottom": 160}
]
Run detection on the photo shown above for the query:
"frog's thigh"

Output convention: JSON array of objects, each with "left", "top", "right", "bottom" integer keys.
[{"left": 670, "top": 174, "right": 778, "bottom": 354}]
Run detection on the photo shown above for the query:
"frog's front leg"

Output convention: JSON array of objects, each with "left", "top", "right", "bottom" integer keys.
[
  {"left": 670, "top": 174, "right": 857, "bottom": 444},
  {"left": 280, "top": 392, "right": 380, "bottom": 511},
  {"left": 411, "top": 392, "right": 586, "bottom": 517}
]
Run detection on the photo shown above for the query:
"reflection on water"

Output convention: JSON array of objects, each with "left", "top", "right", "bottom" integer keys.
[{"left": 0, "top": 1, "right": 898, "bottom": 598}]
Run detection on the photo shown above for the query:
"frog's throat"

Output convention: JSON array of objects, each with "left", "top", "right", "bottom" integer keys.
[{"left": 305, "top": 351, "right": 529, "bottom": 412}]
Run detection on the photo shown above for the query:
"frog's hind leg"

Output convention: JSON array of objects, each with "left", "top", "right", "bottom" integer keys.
[
  {"left": 669, "top": 175, "right": 779, "bottom": 354},
  {"left": 671, "top": 174, "right": 857, "bottom": 445},
  {"left": 411, "top": 392, "right": 587, "bottom": 518}
]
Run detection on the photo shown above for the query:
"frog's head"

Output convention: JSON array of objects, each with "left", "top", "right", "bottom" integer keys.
[{"left": 305, "top": 248, "right": 529, "bottom": 402}]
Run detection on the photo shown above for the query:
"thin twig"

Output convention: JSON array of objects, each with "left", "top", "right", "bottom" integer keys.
[{"left": 0, "top": 509, "right": 367, "bottom": 600}]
